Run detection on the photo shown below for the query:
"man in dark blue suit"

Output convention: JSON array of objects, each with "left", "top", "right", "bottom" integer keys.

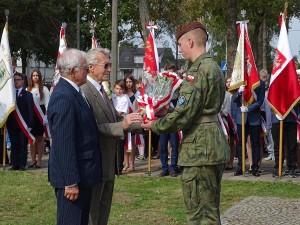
[
  {"left": 6, "top": 73, "right": 34, "bottom": 170},
  {"left": 233, "top": 80, "right": 265, "bottom": 177},
  {"left": 47, "top": 48, "right": 101, "bottom": 225}
]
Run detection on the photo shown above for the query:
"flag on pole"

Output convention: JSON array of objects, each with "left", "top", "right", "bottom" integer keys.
[
  {"left": 0, "top": 22, "right": 15, "bottom": 128},
  {"left": 144, "top": 23, "right": 159, "bottom": 76},
  {"left": 267, "top": 13, "right": 300, "bottom": 120},
  {"left": 92, "top": 35, "right": 98, "bottom": 49},
  {"left": 52, "top": 23, "right": 67, "bottom": 87},
  {"left": 229, "top": 22, "right": 260, "bottom": 106}
]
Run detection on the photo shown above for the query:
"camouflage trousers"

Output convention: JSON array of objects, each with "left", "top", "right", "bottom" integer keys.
[{"left": 181, "top": 164, "right": 226, "bottom": 225}]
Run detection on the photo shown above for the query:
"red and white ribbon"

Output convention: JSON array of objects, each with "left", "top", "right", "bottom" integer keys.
[
  {"left": 32, "top": 98, "right": 51, "bottom": 139},
  {"left": 13, "top": 107, "right": 35, "bottom": 144}
]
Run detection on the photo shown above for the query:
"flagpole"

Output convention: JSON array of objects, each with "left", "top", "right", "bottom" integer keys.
[
  {"left": 278, "top": 2, "right": 288, "bottom": 179},
  {"left": 2, "top": 9, "right": 10, "bottom": 170},
  {"left": 148, "top": 130, "right": 152, "bottom": 176},
  {"left": 241, "top": 10, "right": 246, "bottom": 175},
  {"left": 279, "top": 120, "right": 283, "bottom": 178}
]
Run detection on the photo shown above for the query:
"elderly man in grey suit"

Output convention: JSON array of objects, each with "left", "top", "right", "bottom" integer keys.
[
  {"left": 81, "top": 47, "right": 142, "bottom": 225},
  {"left": 48, "top": 48, "right": 102, "bottom": 225}
]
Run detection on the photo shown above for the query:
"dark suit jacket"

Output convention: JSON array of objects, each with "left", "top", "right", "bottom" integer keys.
[
  {"left": 47, "top": 78, "right": 101, "bottom": 188},
  {"left": 7, "top": 88, "right": 34, "bottom": 130},
  {"left": 81, "top": 80, "right": 124, "bottom": 182},
  {"left": 232, "top": 80, "right": 265, "bottom": 126}
]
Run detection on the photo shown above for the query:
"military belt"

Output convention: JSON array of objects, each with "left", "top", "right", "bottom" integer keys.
[{"left": 198, "top": 115, "right": 218, "bottom": 123}]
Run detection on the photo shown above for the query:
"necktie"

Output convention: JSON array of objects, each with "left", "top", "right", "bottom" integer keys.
[
  {"left": 100, "top": 85, "right": 113, "bottom": 111},
  {"left": 16, "top": 89, "right": 18, "bottom": 98},
  {"left": 79, "top": 88, "right": 90, "bottom": 108}
]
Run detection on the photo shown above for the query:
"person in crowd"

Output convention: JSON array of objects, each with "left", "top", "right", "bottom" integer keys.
[
  {"left": 142, "top": 21, "right": 229, "bottom": 225},
  {"left": 112, "top": 79, "right": 129, "bottom": 117},
  {"left": 158, "top": 64, "right": 180, "bottom": 177},
  {"left": 134, "top": 77, "right": 146, "bottom": 160},
  {"left": 12, "top": 57, "right": 28, "bottom": 88},
  {"left": 260, "top": 69, "right": 274, "bottom": 161},
  {"left": 270, "top": 109, "right": 299, "bottom": 178},
  {"left": 123, "top": 74, "right": 137, "bottom": 171},
  {"left": 233, "top": 80, "right": 265, "bottom": 177},
  {"left": 47, "top": 48, "right": 102, "bottom": 225},
  {"left": 6, "top": 73, "right": 34, "bottom": 171},
  {"left": 27, "top": 69, "right": 50, "bottom": 168},
  {"left": 221, "top": 76, "right": 236, "bottom": 170},
  {"left": 81, "top": 48, "right": 142, "bottom": 225}
]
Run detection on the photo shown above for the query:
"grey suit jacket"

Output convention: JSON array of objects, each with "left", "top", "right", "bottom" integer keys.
[{"left": 81, "top": 80, "right": 124, "bottom": 181}]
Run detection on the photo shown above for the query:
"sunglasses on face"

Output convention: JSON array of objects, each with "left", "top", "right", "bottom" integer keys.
[{"left": 95, "top": 62, "right": 112, "bottom": 69}]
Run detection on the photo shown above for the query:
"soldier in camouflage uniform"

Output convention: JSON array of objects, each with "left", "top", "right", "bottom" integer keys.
[{"left": 142, "top": 21, "right": 230, "bottom": 225}]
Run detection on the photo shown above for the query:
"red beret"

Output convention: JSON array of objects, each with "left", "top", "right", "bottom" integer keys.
[{"left": 175, "top": 21, "right": 208, "bottom": 42}]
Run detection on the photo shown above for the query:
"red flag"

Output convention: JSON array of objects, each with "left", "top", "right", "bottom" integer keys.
[
  {"left": 52, "top": 23, "right": 67, "bottom": 88},
  {"left": 243, "top": 23, "right": 260, "bottom": 106},
  {"left": 144, "top": 23, "right": 159, "bottom": 76},
  {"left": 267, "top": 13, "right": 300, "bottom": 119},
  {"left": 229, "top": 22, "right": 260, "bottom": 106}
]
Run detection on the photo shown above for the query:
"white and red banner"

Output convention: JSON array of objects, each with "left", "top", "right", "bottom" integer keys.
[
  {"left": 0, "top": 22, "right": 15, "bottom": 128},
  {"left": 13, "top": 107, "right": 35, "bottom": 144},
  {"left": 267, "top": 13, "right": 300, "bottom": 120},
  {"left": 32, "top": 98, "right": 50, "bottom": 139},
  {"left": 229, "top": 22, "right": 260, "bottom": 106},
  {"left": 52, "top": 23, "right": 67, "bottom": 87},
  {"left": 144, "top": 23, "right": 159, "bottom": 76}
]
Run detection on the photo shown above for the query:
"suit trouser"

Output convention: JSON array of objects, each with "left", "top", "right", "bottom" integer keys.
[
  {"left": 181, "top": 164, "right": 225, "bottom": 225},
  {"left": 271, "top": 122, "right": 297, "bottom": 170},
  {"left": 236, "top": 123, "right": 260, "bottom": 172},
  {"left": 160, "top": 132, "right": 179, "bottom": 171},
  {"left": 89, "top": 180, "right": 115, "bottom": 225},
  {"left": 55, "top": 187, "right": 92, "bottom": 225},
  {"left": 7, "top": 128, "right": 28, "bottom": 167}
]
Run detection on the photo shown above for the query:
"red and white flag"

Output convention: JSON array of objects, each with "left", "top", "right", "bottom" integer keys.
[
  {"left": 267, "top": 13, "right": 300, "bottom": 120},
  {"left": 52, "top": 23, "right": 67, "bottom": 88},
  {"left": 144, "top": 23, "right": 159, "bottom": 76},
  {"left": 229, "top": 22, "right": 260, "bottom": 106},
  {"left": 92, "top": 35, "right": 98, "bottom": 49}
]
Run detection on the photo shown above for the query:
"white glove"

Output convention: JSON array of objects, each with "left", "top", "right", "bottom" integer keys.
[
  {"left": 43, "top": 117, "right": 48, "bottom": 125},
  {"left": 238, "top": 85, "right": 245, "bottom": 93},
  {"left": 240, "top": 106, "right": 248, "bottom": 112}
]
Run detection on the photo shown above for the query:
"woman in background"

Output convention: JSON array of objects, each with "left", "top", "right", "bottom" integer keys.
[{"left": 27, "top": 69, "right": 50, "bottom": 168}]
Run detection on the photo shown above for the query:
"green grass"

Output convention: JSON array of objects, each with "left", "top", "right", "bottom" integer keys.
[{"left": 1, "top": 171, "right": 300, "bottom": 225}]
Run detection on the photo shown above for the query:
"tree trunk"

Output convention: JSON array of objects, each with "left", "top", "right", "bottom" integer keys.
[
  {"left": 111, "top": 0, "right": 118, "bottom": 84},
  {"left": 139, "top": 0, "right": 149, "bottom": 43},
  {"left": 262, "top": 19, "right": 267, "bottom": 70},
  {"left": 226, "top": 0, "right": 238, "bottom": 77}
]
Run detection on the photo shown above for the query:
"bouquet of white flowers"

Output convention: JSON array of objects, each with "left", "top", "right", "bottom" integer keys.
[{"left": 136, "top": 71, "right": 183, "bottom": 120}]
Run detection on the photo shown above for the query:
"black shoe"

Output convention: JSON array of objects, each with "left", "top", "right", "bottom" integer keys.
[
  {"left": 283, "top": 169, "right": 290, "bottom": 176},
  {"left": 289, "top": 169, "right": 298, "bottom": 178},
  {"left": 8, "top": 165, "right": 19, "bottom": 171},
  {"left": 234, "top": 170, "right": 243, "bottom": 176},
  {"left": 19, "top": 166, "right": 25, "bottom": 171},
  {"left": 158, "top": 170, "right": 169, "bottom": 177},
  {"left": 169, "top": 170, "right": 179, "bottom": 177},
  {"left": 252, "top": 170, "right": 260, "bottom": 177},
  {"left": 273, "top": 170, "right": 279, "bottom": 178}
]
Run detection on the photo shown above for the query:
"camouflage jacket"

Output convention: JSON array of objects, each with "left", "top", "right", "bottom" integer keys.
[{"left": 152, "top": 53, "right": 230, "bottom": 166}]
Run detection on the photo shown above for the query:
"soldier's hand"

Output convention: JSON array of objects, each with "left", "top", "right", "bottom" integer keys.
[
  {"left": 141, "top": 120, "right": 153, "bottom": 130},
  {"left": 122, "top": 113, "right": 142, "bottom": 130}
]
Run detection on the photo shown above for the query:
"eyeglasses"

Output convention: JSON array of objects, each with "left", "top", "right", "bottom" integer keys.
[
  {"left": 95, "top": 62, "right": 112, "bottom": 69},
  {"left": 14, "top": 78, "right": 23, "bottom": 81}
]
